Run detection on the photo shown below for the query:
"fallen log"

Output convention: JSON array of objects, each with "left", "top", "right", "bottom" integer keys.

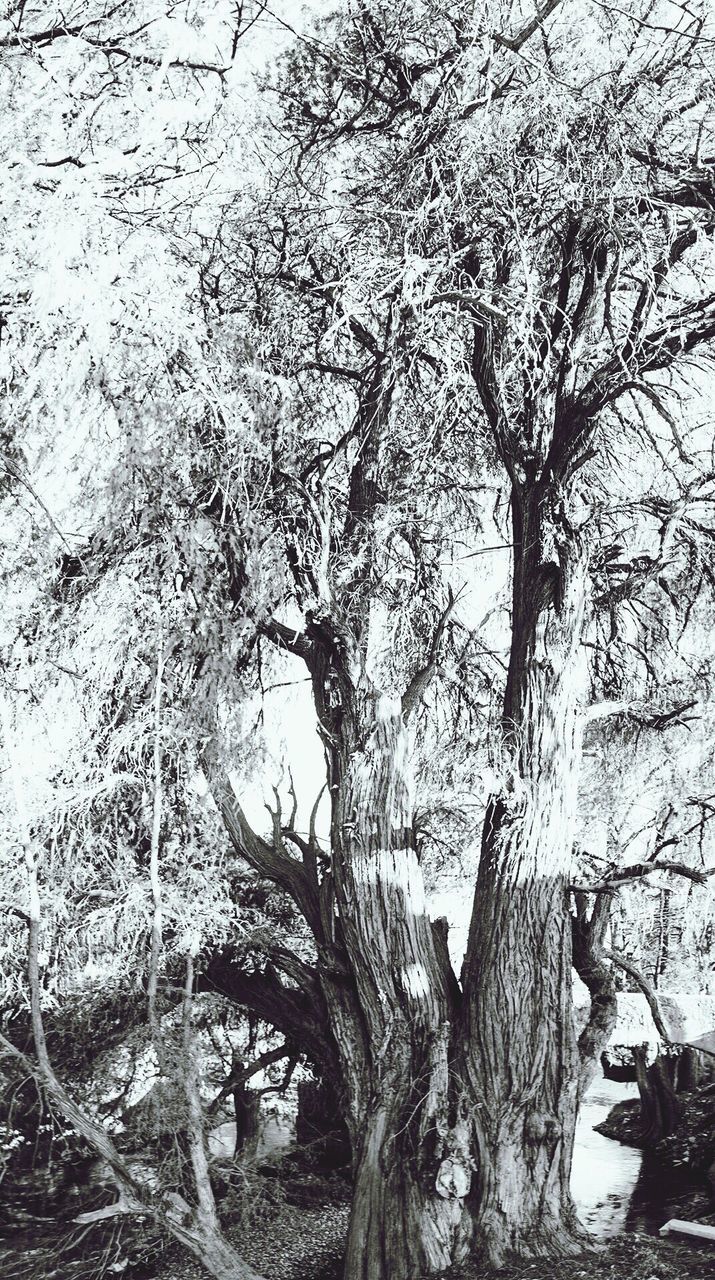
[{"left": 659, "top": 1218, "right": 715, "bottom": 1243}]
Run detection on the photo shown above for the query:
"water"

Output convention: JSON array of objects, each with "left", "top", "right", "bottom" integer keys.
[
  {"left": 571, "top": 1076, "right": 708, "bottom": 1238},
  {"left": 571, "top": 1077, "right": 644, "bottom": 1236},
  {"left": 208, "top": 1113, "right": 295, "bottom": 1161}
]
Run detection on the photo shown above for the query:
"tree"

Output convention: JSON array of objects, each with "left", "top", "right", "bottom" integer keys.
[
  {"left": 196, "top": 1, "right": 715, "bottom": 1271},
  {"left": 3, "top": 2, "right": 715, "bottom": 1279}
]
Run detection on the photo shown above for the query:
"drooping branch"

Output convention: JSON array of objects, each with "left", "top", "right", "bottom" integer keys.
[
  {"left": 604, "top": 949, "right": 672, "bottom": 1043},
  {"left": 0, "top": 708, "right": 264, "bottom": 1280}
]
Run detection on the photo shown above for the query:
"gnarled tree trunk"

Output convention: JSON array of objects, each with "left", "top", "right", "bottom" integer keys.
[
  {"left": 311, "top": 631, "right": 475, "bottom": 1280},
  {"left": 572, "top": 892, "right": 618, "bottom": 1096},
  {"left": 461, "top": 499, "right": 589, "bottom": 1264}
]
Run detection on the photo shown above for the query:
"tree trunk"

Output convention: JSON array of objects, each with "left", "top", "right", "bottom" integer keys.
[
  {"left": 296, "top": 1078, "right": 351, "bottom": 1166},
  {"left": 572, "top": 893, "right": 618, "bottom": 1097},
  {"left": 461, "top": 499, "right": 589, "bottom": 1264},
  {"left": 310, "top": 632, "right": 474, "bottom": 1280},
  {"left": 678, "top": 1046, "right": 702, "bottom": 1093},
  {"left": 634, "top": 1045, "right": 682, "bottom": 1143},
  {"left": 654, "top": 888, "right": 671, "bottom": 988}
]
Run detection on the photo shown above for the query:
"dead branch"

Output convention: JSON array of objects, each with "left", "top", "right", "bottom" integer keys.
[
  {"left": 260, "top": 618, "right": 313, "bottom": 663},
  {"left": 207, "top": 765, "right": 322, "bottom": 935},
  {"left": 208, "top": 1042, "right": 292, "bottom": 1115}
]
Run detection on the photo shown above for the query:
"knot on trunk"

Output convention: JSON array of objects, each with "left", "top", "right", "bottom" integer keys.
[{"left": 435, "top": 1155, "right": 472, "bottom": 1200}]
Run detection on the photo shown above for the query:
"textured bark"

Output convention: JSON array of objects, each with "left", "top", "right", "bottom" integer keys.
[
  {"left": 333, "top": 702, "right": 472, "bottom": 1277},
  {"left": 199, "top": 950, "right": 338, "bottom": 1080},
  {"left": 461, "top": 497, "right": 589, "bottom": 1264},
  {"left": 678, "top": 1046, "right": 702, "bottom": 1093},
  {"left": 212, "top": 617, "right": 474, "bottom": 1278},
  {"left": 572, "top": 893, "right": 618, "bottom": 1096},
  {"left": 307, "top": 624, "right": 474, "bottom": 1280}
]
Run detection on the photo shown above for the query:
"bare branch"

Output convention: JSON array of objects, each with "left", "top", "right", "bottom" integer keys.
[
  {"left": 208, "top": 1043, "right": 292, "bottom": 1116},
  {"left": 493, "top": 0, "right": 564, "bottom": 53},
  {"left": 604, "top": 949, "right": 672, "bottom": 1042},
  {"left": 208, "top": 768, "right": 321, "bottom": 935},
  {"left": 573, "top": 859, "right": 711, "bottom": 893},
  {"left": 402, "top": 588, "right": 459, "bottom": 719},
  {"left": 259, "top": 619, "right": 313, "bottom": 664}
]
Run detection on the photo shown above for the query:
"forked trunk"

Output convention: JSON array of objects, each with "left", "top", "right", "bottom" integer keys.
[{"left": 461, "top": 504, "right": 589, "bottom": 1264}]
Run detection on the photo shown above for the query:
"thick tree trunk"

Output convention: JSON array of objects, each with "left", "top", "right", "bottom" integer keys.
[
  {"left": 461, "top": 500, "right": 589, "bottom": 1264},
  {"left": 310, "top": 635, "right": 474, "bottom": 1280}
]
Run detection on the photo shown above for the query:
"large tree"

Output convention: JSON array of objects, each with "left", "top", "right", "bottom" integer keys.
[
  {"left": 194, "top": 1, "right": 715, "bottom": 1273},
  {"left": 3, "top": 2, "right": 715, "bottom": 1279}
]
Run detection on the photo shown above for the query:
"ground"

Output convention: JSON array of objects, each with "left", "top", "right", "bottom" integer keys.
[
  {"left": 5, "top": 1089, "right": 715, "bottom": 1280},
  {"left": 453, "top": 1235, "right": 714, "bottom": 1280},
  {"left": 154, "top": 1224, "right": 714, "bottom": 1280}
]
